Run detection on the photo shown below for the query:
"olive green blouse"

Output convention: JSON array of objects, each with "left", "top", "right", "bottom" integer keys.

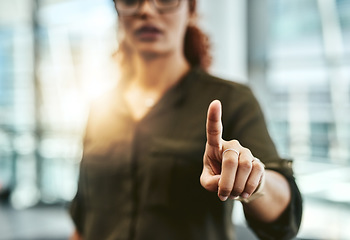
[{"left": 70, "top": 67, "right": 302, "bottom": 240}]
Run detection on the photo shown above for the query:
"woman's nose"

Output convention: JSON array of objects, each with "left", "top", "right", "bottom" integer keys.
[{"left": 138, "top": 0, "right": 157, "bottom": 16}]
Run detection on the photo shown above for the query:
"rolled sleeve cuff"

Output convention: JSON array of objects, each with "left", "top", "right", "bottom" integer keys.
[{"left": 246, "top": 159, "right": 303, "bottom": 240}]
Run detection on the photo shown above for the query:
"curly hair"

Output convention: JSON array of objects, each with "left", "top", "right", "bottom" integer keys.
[
  {"left": 113, "top": 0, "right": 212, "bottom": 77},
  {"left": 184, "top": 23, "right": 211, "bottom": 71}
]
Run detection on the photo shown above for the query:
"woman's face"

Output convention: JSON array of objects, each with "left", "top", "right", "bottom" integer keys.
[{"left": 118, "top": 0, "right": 192, "bottom": 58}]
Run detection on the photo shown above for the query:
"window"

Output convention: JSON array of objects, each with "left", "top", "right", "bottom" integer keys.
[{"left": 248, "top": 0, "right": 350, "bottom": 238}]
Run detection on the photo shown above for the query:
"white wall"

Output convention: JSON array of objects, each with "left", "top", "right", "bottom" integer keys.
[{"left": 197, "top": 0, "right": 247, "bottom": 83}]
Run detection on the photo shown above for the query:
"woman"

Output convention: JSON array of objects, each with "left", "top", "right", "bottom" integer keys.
[{"left": 70, "top": 0, "right": 302, "bottom": 239}]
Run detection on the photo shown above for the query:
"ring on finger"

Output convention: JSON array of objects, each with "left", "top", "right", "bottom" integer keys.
[{"left": 222, "top": 148, "right": 239, "bottom": 157}]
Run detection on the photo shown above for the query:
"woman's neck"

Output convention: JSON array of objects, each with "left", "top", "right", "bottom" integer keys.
[
  {"left": 123, "top": 51, "right": 190, "bottom": 121},
  {"left": 132, "top": 51, "right": 190, "bottom": 92}
]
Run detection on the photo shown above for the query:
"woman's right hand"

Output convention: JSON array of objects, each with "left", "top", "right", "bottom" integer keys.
[
  {"left": 70, "top": 230, "right": 82, "bottom": 240},
  {"left": 200, "top": 100, "right": 265, "bottom": 201}
]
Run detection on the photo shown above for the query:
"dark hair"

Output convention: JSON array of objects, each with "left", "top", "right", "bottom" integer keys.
[
  {"left": 114, "top": 0, "right": 212, "bottom": 77},
  {"left": 184, "top": 23, "right": 211, "bottom": 71},
  {"left": 185, "top": 0, "right": 211, "bottom": 70}
]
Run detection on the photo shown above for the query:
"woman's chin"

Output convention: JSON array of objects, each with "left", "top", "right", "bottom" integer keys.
[{"left": 137, "top": 47, "right": 170, "bottom": 59}]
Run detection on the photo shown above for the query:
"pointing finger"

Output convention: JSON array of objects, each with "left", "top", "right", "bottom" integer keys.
[{"left": 206, "top": 100, "right": 223, "bottom": 149}]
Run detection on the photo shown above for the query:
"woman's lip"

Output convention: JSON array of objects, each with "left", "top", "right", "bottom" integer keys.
[{"left": 135, "top": 25, "right": 162, "bottom": 39}]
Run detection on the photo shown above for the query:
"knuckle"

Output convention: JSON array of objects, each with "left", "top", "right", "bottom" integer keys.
[
  {"left": 245, "top": 182, "right": 256, "bottom": 192},
  {"left": 229, "top": 139, "right": 240, "bottom": 146},
  {"left": 253, "top": 163, "right": 265, "bottom": 173},
  {"left": 207, "top": 128, "right": 221, "bottom": 136},
  {"left": 233, "top": 186, "right": 244, "bottom": 195},
  {"left": 207, "top": 140, "right": 221, "bottom": 148},
  {"left": 239, "top": 160, "right": 252, "bottom": 170},
  {"left": 241, "top": 147, "right": 252, "bottom": 156},
  {"left": 223, "top": 158, "right": 236, "bottom": 168},
  {"left": 258, "top": 165, "right": 265, "bottom": 173}
]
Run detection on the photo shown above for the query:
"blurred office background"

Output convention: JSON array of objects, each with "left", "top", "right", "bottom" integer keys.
[{"left": 0, "top": 0, "right": 349, "bottom": 239}]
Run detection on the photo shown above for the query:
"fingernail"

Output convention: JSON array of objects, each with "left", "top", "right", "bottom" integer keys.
[
  {"left": 219, "top": 195, "right": 228, "bottom": 201},
  {"left": 241, "top": 192, "right": 250, "bottom": 199}
]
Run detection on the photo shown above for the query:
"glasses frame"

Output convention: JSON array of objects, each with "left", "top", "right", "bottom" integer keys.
[{"left": 115, "top": 0, "right": 183, "bottom": 16}]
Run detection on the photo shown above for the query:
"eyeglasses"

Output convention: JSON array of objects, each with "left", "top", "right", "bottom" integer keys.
[{"left": 115, "top": 0, "right": 183, "bottom": 16}]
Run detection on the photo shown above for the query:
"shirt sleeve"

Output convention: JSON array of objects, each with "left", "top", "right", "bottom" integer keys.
[
  {"left": 223, "top": 85, "right": 303, "bottom": 240},
  {"left": 68, "top": 105, "right": 93, "bottom": 236},
  {"left": 69, "top": 175, "right": 85, "bottom": 235},
  {"left": 246, "top": 160, "right": 303, "bottom": 240}
]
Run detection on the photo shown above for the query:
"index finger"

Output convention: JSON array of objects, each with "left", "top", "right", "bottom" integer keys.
[{"left": 206, "top": 100, "right": 223, "bottom": 148}]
